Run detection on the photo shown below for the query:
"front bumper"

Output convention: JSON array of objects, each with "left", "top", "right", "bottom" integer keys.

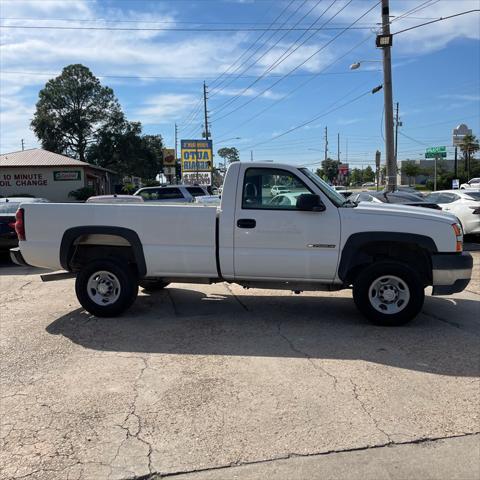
[
  {"left": 10, "top": 247, "right": 29, "bottom": 267},
  {"left": 431, "top": 252, "right": 473, "bottom": 295}
]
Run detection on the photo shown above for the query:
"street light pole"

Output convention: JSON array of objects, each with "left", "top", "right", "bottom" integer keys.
[{"left": 381, "top": 0, "right": 396, "bottom": 192}]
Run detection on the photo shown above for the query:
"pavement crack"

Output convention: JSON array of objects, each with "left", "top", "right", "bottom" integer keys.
[
  {"left": 276, "top": 321, "right": 338, "bottom": 391},
  {"left": 224, "top": 283, "right": 249, "bottom": 311},
  {"left": 131, "top": 432, "right": 480, "bottom": 480},
  {"left": 348, "top": 378, "right": 392, "bottom": 443},
  {"left": 112, "top": 356, "right": 154, "bottom": 475}
]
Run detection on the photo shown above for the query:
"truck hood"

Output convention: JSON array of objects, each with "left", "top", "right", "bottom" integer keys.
[{"left": 352, "top": 202, "right": 458, "bottom": 224}]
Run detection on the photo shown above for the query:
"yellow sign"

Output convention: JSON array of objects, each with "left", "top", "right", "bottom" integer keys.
[
  {"left": 181, "top": 139, "right": 213, "bottom": 173},
  {"left": 162, "top": 148, "right": 176, "bottom": 166}
]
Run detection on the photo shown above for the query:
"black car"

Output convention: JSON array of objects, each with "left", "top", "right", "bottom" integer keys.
[
  {"left": 349, "top": 191, "right": 441, "bottom": 210},
  {"left": 0, "top": 198, "right": 49, "bottom": 249}
]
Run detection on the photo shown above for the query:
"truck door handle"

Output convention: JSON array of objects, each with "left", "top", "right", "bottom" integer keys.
[{"left": 237, "top": 218, "right": 256, "bottom": 229}]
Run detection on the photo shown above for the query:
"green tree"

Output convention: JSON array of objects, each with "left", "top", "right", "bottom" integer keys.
[
  {"left": 459, "top": 134, "right": 479, "bottom": 179},
  {"left": 87, "top": 122, "right": 163, "bottom": 179},
  {"left": 363, "top": 165, "right": 375, "bottom": 182},
  {"left": 458, "top": 134, "right": 479, "bottom": 159},
  {"left": 349, "top": 168, "right": 363, "bottom": 186},
  {"left": 315, "top": 168, "right": 325, "bottom": 179},
  {"left": 31, "top": 64, "right": 124, "bottom": 161},
  {"left": 321, "top": 158, "right": 340, "bottom": 182},
  {"left": 402, "top": 161, "right": 421, "bottom": 186},
  {"left": 217, "top": 147, "right": 240, "bottom": 165}
]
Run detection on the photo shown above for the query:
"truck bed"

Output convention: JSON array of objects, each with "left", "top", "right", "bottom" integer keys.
[{"left": 20, "top": 203, "right": 219, "bottom": 277}]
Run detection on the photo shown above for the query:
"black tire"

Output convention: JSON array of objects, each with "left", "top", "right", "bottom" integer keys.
[
  {"left": 139, "top": 279, "right": 169, "bottom": 291},
  {"left": 75, "top": 259, "right": 138, "bottom": 317},
  {"left": 353, "top": 261, "right": 425, "bottom": 326}
]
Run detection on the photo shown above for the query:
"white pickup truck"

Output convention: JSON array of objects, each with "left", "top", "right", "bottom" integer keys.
[{"left": 10, "top": 162, "right": 472, "bottom": 326}]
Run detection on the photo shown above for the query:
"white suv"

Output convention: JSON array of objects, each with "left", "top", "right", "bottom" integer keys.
[
  {"left": 270, "top": 185, "right": 290, "bottom": 196},
  {"left": 460, "top": 178, "right": 480, "bottom": 189}
]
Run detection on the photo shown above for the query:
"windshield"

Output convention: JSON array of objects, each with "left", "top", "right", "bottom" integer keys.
[
  {"left": 464, "top": 192, "right": 480, "bottom": 201},
  {"left": 299, "top": 168, "right": 346, "bottom": 207}
]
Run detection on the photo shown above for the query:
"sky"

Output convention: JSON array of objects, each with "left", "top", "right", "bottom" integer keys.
[{"left": 0, "top": 0, "right": 479, "bottom": 169}]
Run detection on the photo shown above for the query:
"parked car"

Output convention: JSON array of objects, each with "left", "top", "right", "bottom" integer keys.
[
  {"left": 396, "top": 185, "right": 424, "bottom": 197},
  {"left": 349, "top": 191, "right": 441, "bottom": 210},
  {"left": 361, "top": 182, "right": 376, "bottom": 188},
  {"left": 134, "top": 185, "right": 209, "bottom": 203},
  {"left": 86, "top": 195, "right": 144, "bottom": 204},
  {"left": 194, "top": 195, "right": 221, "bottom": 205},
  {"left": 11, "top": 161, "right": 471, "bottom": 326},
  {"left": 0, "top": 197, "right": 49, "bottom": 250},
  {"left": 268, "top": 192, "right": 303, "bottom": 207},
  {"left": 460, "top": 178, "right": 480, "bottom": 189},
  {"left": 424, "top": 190, "right": 480, "bottom": 235},
  {"left": 270, "top": 185, "right": 290, "bottom": 196}
]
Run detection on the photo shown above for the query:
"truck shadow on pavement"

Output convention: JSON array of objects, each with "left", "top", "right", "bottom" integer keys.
[{"left": 46, "top": 287, "right": 480, "bottom": 378}]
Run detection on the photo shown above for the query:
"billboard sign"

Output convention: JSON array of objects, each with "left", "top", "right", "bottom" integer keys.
[
  {"left": 425, "top": 146, "right": 447, "bottom": 159},
  {"left": 181, "top": 139, "right": 212, "bottom": 185},
  {"left": 162, "top": 148, "right": 176, "bottom": 166},
  {"left": 453, "top": 124, "right": 472, "bottom": 146}
]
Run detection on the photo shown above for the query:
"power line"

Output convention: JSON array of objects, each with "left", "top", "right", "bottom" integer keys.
[
  {"left": 245, "top": 87, "right": 377, "bottom": 149},
  {"left": 211, "top": 0, "right": 337, "bottom": 109},
  {"left": 178, "top": 0, "right": 293, "bottom": 125},
  {"left": 0, "top": 69, "right": 377, "bottom": 80},
  {"left": 0, "top": 22, "right": 374, "bottom": 32},
  {"left": 215, "top": 33, "right": 376, "bottom": 141},
  {"left": 210, "top": 0, "right": 331, "bottom": 100},
  {"left": 390, "top": 0, "right": 440, "bottom": 24},
  {"left": 209, "top": 0, "right": 303, "bottom": 94},
  {"left": 212, "top": 0, "right": 381, "bottom": 123},
  {"left": 393, "top": 9, "right": 480, "bottom": 36}
]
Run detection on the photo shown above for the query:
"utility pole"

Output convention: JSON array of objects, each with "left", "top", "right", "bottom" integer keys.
[
  {"left": 337, "top": 133, "right": 340, "bottom": 162},
  {"left": 174, "top": 123, "right": 178, "bottom": 160},
  {"left": 394, "top": 102, "right": 399, "bottom": 162},
  {"left": 434, "top": 154, "right": 438, "bottom": 191},
  {"left": 21, "top": 139, "right": 25, "bottom": 151},
  {"left": 324, "top": 126, "right": 328, "bottom": 161},
  {"left": 203, "top": 82, "right": 210, "bottom": 140},
  {"left": 454, "top": 146, "right": 458, "bottom": 179},
  {"left": 380, "top": 0, "right": 396, "bottom": 192},
  {"left": 250, "top": 150, "right": 253, "bottom": 162}
]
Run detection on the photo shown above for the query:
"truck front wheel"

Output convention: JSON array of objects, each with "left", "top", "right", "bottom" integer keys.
[
  {"left": 353, "top": 261, "right": 424, "bottom": 326},
  {"left": 75, "top": 259, "right": 138, "bottom": 317}
]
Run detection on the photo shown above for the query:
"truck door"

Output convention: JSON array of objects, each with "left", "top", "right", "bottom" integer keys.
[{"left": 233, "top": 166, "right": 341, "bottom": 282}]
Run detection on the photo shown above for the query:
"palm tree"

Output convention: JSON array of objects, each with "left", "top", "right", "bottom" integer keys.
[{"left": 459, "top": 134, "right": 479, "bottom": 180}]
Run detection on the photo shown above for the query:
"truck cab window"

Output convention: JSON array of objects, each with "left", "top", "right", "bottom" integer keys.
[{"left": 242, "top": 168, "right": 311, "bottom": 210}]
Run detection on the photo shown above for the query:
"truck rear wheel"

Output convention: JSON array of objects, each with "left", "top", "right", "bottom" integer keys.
[
  {"left": 353, "top": 261, "right": 424, "bottom": 326},
  {"left": 75, "top": 259, "right": 138, "bottom": 317}
]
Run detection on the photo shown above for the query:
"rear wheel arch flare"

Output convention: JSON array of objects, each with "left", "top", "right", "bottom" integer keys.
[{"left": 60, "top": 226, "right": 147, "bottom": 277}]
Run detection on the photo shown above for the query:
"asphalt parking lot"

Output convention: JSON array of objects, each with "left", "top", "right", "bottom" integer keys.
[{"left": 1, "top": 247, "right": 479, "bottom": 480}]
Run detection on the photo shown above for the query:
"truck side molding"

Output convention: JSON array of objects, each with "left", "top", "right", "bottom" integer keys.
[{"left": 59, "top": 226, "right": 147, "bottom": 277}]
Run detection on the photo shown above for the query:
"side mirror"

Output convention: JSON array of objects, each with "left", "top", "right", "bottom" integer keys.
[{"left": 296, "top": 194, "right": 326, "bottom": 212}]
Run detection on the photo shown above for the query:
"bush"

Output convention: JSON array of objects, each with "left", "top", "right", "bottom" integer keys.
[{"left": 68, "top": 187, "right": 95, "bottom": 201}]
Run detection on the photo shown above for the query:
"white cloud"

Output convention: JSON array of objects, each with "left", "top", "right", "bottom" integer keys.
[
  {"left": 440, "top": 93, "right": 480, "bottom": 102},
  {"left": 134, "top": 94, "right": 198, "bottom": 125},
  {"left": 305, "top": 0, "right": 480, "bottom": 56},
  {"left": 337, "top": 117, "right": 363, "bottom": 126},
  {"left": 215, "top": 87, "right": 284, "bottom": 100}
]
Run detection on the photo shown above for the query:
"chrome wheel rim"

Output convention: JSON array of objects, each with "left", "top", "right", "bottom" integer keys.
[
  {"left": 368, "top": 275, "right": 410, "bottom": 315},
  {"left": 86, "top": 270, "right": 121, "bottom": 306}
]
